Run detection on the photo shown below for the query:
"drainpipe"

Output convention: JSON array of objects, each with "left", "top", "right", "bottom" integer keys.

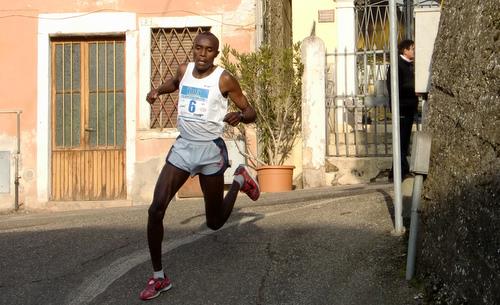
[
  {"left": 15, "top": 111, "right": 21, "bottom": 211},
  {"left": 406, "top": 173, "right": 423, "bottom": 279},
  {"left": 389, "top": 0, "right": 404, "bottom": 235},
  {"left": 405, "top": 131, "right": 432, "bottom": 280}
]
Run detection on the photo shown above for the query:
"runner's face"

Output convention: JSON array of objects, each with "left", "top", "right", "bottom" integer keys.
[{"left": 193, "top": 36, "right": 219, "bottom": 72}]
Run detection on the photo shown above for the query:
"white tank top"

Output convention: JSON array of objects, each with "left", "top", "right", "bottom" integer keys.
[{"left": 177, "top": 63, "right": 228, "bottom": 141}]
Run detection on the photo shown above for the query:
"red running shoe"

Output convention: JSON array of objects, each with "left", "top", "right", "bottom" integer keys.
[
  {"left": 234, "top": 165, "right": 260, "bottom": 201},
  {"left": 139, "top": 276, "right": 172, "bottom": 301}
]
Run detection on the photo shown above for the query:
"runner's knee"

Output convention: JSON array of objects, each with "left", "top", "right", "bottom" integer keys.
[{"left": 148, "top": 204, "right": 166, "bottom": 223}]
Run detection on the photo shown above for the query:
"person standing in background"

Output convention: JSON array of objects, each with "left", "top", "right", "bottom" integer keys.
[{"left": 386, "top": 39, "right": 418, "bottom": 180}]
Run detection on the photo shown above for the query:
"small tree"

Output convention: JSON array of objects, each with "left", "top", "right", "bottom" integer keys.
[{"left": 220, "top": 43, "right": 303, "bottom": 166}]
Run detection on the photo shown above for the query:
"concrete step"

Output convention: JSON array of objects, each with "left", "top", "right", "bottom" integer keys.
[
  {"left": 329, "top": 122, "right": 420, "bottom": 135},
  {"left": 328, "top": 125, "right": 421, "bottom": 145},
  {"left": 329, "top": 124, "right": 392, "bottom": 134},
  {"left": 328, "top": 144, "right": 393, "bottom": 156},
  {"left": 324, "top": 156, "right": 392, "bottom": 185},
  {"left": 329, "top": 132, "right": 392, "bottom": 145}
]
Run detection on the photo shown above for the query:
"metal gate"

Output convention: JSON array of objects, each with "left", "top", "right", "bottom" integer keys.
[{"left": 326, "top": 0, "right": 439, "bottom": 157}]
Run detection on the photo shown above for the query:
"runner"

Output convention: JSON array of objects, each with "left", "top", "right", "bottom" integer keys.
[{"left": 140, "top": 31, "right": 260, "bottom": 301}]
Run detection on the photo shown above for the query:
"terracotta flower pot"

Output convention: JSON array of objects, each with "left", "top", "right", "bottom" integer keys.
[{"left": 256, "top": 165, "right": 295, "bottom": 193}]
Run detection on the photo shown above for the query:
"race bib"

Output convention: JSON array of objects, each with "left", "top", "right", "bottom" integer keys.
[{"left": 178, "top": 85, "right": 209, "bottom": 122}]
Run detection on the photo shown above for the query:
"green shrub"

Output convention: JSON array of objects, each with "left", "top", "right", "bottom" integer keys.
[{"left": 220, "top": 43, "right": 303, "bottom": 166}]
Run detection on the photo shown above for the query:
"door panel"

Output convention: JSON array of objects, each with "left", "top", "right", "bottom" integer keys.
[
  {"left": 51, "top": 149, "right": 125, "bottom": 200},
  {"left": 51, "top": 38, "right": 126, "bottom": 201}
]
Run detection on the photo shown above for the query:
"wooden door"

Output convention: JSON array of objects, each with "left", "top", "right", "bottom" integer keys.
[{"left": 51, "top": 37, "right": 126, "bottom": 201}]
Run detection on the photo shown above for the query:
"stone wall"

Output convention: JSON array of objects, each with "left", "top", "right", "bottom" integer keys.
[{"left": 421, "top": 1, "right": 499, "bottom": 304}]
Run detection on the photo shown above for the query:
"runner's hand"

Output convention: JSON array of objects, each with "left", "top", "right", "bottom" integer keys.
[
  {"left": 146, "top": 89, "right": 159, "bottom": 104},
  {"left": 223, "top": 112, "right": 243, "bottom": 126}
]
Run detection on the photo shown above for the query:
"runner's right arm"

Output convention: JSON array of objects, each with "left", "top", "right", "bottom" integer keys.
[{"left": 146, "top": 64, "right": 187, "bottom": 104}]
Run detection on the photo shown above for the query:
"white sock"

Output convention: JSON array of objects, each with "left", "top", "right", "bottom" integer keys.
[
  {"left": 153, "top": 269, "right": 164, "bottom": 279},
  {"left": 234, "top": 175, "right": 244, "bottom": 188}
]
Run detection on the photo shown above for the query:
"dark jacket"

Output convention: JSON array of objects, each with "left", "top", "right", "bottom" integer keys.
[{"left": 386, "top": 55, "right": 418, "bottom": 108}]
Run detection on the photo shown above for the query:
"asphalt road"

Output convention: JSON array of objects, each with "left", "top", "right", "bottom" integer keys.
[{"left": 0, "top": 184, "right": 422, "bottom": 305}]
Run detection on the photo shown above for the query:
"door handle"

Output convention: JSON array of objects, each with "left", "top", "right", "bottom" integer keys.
[{"left": 85, "top": 127, "right": 95, "bottom": 132}]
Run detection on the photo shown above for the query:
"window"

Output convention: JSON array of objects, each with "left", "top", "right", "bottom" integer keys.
[
  {"left": 52, "top": 37, "right": 126, "bottom": 148},
  {"left": 150, "top": 27, "right": 210, "bottom": 129}
]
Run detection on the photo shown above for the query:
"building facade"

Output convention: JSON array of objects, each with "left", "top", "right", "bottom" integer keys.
[{"left": 0, "top": 0, "right": 259, "bottom": 210}]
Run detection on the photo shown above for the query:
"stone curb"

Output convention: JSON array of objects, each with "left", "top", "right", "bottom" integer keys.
[{"left": 237, "top": 182, "right": 394, "bottom": 206}]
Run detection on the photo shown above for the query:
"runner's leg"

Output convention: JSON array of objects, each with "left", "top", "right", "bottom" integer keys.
[
  {"left": 148, "top": 162, "right": 190, "bottom": 271},
  {"left": 199, "top": 174, "right": 240, "bottom": 230}
]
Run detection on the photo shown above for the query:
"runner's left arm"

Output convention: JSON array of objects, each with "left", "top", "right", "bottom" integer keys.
[{"left": 220, "top": 71, "right": 256, "bottom": 126}]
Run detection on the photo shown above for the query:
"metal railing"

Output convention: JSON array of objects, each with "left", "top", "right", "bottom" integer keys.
[
  {"left": 326, "top": 0, "right": 436, "bottom": 157},
  {"left": 326, "top": 49, "right": 393, "bottom": 157}
]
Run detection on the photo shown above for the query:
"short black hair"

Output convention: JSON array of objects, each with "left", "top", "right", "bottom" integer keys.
[
  {"left": 398, "top": 39, "right": 414, "bottom": 54},
  {"left": 195, "top": 31, "right": 219, "bottom": 50}
]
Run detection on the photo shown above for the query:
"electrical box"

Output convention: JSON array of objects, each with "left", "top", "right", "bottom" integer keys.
[
  {"left": 410, "top": 132, "right": 432, "bottom": 175},
  {"left": 415, "top": 7, "right": 441, "bottom": 93},
  {"left": 0, "top": 151, "right": 10, "bottom": 193}
]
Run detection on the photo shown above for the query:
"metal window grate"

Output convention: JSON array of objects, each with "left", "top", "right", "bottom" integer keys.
[{"left": 150, "top": 27, "right": 210, "bottom": 129}]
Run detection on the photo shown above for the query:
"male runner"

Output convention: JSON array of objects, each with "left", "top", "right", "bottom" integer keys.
[{"left": 140, "top": 31, "right": 260, "bottom": 300}]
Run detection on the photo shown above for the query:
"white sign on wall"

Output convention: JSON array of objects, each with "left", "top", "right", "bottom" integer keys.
[{"left": 415, "top": 7, "right": 441, "bottom": 93}]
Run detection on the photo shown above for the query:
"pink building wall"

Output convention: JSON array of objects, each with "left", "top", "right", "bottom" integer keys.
[{"left": 0, "top": 0, "right": 257, "bottom": 210}]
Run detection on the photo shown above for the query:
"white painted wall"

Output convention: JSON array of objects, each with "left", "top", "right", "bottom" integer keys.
[
  {"left": 335, "top": 0, "right": 356, "bottom": 96},
  {"left": 335, "top": 0, "right": 356, "bottom": 128},
  {"left": 292, "top": 0, "right": 337, "bottom": 52},
  {"left": 415, "top": 7, "right": 441, "bottom": 93}
]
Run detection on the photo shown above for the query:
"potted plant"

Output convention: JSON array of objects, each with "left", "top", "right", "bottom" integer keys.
[{"left": 220, "top": 43, "right": 303, "bottom": 192}]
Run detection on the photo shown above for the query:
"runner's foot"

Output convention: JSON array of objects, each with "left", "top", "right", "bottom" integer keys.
[
  {"left": 139, "top": 276, "right": 172, "bottom": 300},
  {"left": 234, "top": 165, "right": 260, "bottom": 201}
]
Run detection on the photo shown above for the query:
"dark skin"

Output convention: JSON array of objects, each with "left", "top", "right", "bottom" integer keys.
[{"left": 145, "top": 33, "right": 256, "bottom": 272}]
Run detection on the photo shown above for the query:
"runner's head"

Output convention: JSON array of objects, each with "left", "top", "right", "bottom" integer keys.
[{"left": 193, "top": 32, "right": 220, "bottom": 73}]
